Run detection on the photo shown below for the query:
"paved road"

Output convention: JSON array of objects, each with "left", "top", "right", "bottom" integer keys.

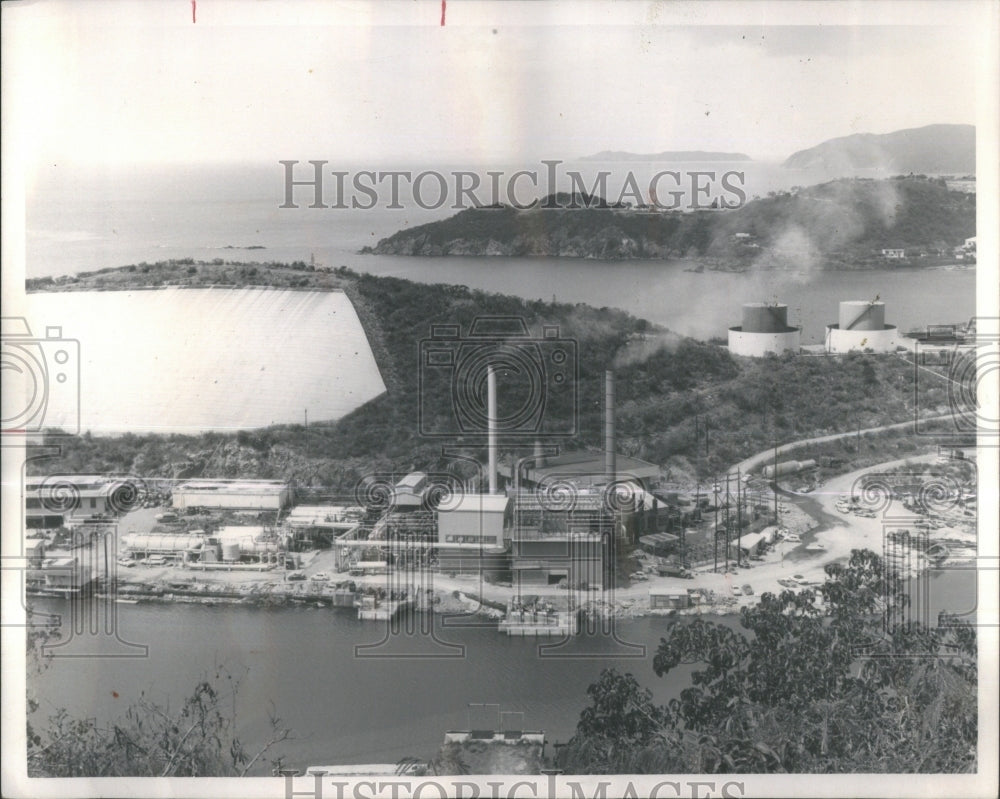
[{"left": 726, "top": 411, "right": 962, "bottom": 477}]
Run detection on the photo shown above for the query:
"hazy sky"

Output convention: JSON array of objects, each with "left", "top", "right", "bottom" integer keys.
[{"left": 2, "top": 1, "right": 988, "bottom": 168}]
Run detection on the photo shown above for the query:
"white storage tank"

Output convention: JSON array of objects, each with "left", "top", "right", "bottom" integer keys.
[
  {"left": 729, "top": 302, "right": 801, "bottom": 357},
  {"left": 826, "top": 300, "right": 898, "bottom": 353}
]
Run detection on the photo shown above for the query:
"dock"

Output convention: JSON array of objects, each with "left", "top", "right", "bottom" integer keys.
[{"left": 356, "top": 597, "right": 414, "bottom": 621}]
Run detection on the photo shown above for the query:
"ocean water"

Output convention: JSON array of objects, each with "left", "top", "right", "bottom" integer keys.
[
  {"left": 29, "top": 566, "right": 975, "bottom": 773},
  {"left": 24, "top": 159, "right": 872, "bottom": 280},
  {"left": 18, "top": 161, "right": 976, "bottom": 433}
]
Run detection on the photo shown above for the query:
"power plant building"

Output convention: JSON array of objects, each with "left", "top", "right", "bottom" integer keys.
[
  {"left": 825, "top": 301, "right": 898, "bottom": 353},
  {"left": 728, "top": 303, "right": 801, "bottom": 357}
]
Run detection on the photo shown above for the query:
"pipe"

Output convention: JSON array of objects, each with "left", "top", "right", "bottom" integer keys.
[
  {"left": 488, "top": 364, "right": 498, "bottom": 494},
  {"left": 604, "top": 371, "right": 616, "bottom": 482}
]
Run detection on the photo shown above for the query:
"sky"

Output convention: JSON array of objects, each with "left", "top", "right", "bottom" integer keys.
[{"left": 0, "top": 1, "right": 989, "bottom": 169}]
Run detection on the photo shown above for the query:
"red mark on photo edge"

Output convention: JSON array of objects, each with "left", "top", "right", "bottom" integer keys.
[
  {"left": 440, "top": 0, "right": 446, "bottom": 26},
  {"left": 191, "top": 0, "right": 197, "bottom": 24}
]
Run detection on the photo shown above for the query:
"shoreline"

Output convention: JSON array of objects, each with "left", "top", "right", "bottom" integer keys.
[{"left": 28, "top": 453, "right": 975, "bottom": 623}]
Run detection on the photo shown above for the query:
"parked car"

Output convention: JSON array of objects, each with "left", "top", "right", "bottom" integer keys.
[
  {"left": 286, "top": 571, "right": 306, "bottom": 582},
  {"left": 117, "top": 559, "right": 135, "bottom": 568},
  {"left": 311, "top": 572, "right": 330, "bottom": 582},
  {"left": 741, "top": 584, "right": 754, "bottom": 596},
  {"left": 778, "top": 578, "right": 797, "bottom": 589},
  {"left": 731, "top": 585, "right": 743, "bottom": 596},
  {"left": 784, "top": 534, "right": 801, "bottom": 543}
]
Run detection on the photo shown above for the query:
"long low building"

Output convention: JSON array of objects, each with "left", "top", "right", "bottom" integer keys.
[{"left": 172, "top": 479, "right": 290, "bottom": 511}]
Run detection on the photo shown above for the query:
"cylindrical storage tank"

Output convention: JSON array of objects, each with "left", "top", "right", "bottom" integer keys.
[
  {"left": 123, "top": 534, "right": 204, "bottom": 552},
  {"left": 221, "top": 542, "right": 241, "bottom": 562},
  {"left": 763, "top": 460, "right": 801, "bottom": 479},
  {"left": 839, "top": 301, "right": 886, "bottom": 331},
  {"left": 742, "top": 303, "right": 789, "bottom": 333}
]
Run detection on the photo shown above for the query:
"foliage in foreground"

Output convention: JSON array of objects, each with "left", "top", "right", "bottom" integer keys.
[
  {"left": 558, "top": 550, "right": 977, "bottom": 774},
  {"left": 27, "top": 657, "right": 295, "bottom": 777}
]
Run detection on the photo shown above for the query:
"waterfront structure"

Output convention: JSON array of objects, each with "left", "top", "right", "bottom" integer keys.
[
  {"left": 825, "top": 300, "right": 899, "bottom": 353},
  {"left": 728, "top": 303, "right": 801, "bottom": 357},
  {"left": 171, "top": 479, "right": 290, "bottom": 511}
]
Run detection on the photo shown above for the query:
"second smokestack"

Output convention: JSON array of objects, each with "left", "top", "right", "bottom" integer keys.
[
  {"left": 605, "top": 370, "right": 616, "bottom": 483},
  {"left": 488, "top": 364, "right": 498, "bottom": 494}
]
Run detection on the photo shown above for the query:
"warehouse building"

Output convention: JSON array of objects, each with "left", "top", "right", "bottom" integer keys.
[{"left": 172, "top": 479, "right": 291, "bottom": 511}]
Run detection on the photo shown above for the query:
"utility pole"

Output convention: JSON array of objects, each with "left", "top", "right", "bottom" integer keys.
[
  {"left": 736, "top": 469, "right": 743, "bottom": 568},
  {"left": 713, "top": 479, "right": 719, "bottom": 573},
  {"left": 773, "top": 439, "right": 779, "bottom": 525},
  {"left": 724, "top": 473, "right": 731, "bottom": 572}
]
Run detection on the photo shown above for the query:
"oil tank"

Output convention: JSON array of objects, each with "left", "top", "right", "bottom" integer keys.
[
  {"left": 221, "top": 542, "right": 241, "bottom": 562},
  {"left": 742, "top": 303, "right": 789, "bottom": 333},
  {"left": 762, "top": 459, "right": 818, "bottom": 479},
  {"left": 839, "top": 301, "right": 886, "bottom": 331}
]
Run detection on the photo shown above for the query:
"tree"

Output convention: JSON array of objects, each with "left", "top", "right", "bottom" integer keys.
[
  {"left": 561, "top": 550, "right": 976, "bottom": 774},
  {"left": 27, "top": 613, "right": 295, "bottom": 777},
  {"left": 557, "top": 669, "right": 678, "bottom": 774}
]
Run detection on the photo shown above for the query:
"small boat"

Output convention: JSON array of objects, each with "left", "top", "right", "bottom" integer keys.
[
  {"left": 115, "top": 598, "right": 139, "bottom": 604},
  {"left": 806, "top": 542, "right": 826, "bottom": 551}
]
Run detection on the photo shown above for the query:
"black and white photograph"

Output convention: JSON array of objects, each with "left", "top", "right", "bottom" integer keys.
[{"left": 2, "top": 2, "right": 997, "bottom": 797}]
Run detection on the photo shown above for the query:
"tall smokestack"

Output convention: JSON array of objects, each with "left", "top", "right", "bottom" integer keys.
[
  {"left": 488, "top": 364, "right": 498, "bottom": 494},
  {"left": 533, "top": 439, "right": 546, "bottom": 469},
  {"left": 605, "top": 371, "right": 616, "bottom": 483}
]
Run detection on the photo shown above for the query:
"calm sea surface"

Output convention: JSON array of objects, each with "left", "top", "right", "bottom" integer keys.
[
  {"left": 26, "top": 161, "right": 976, "bottom": 345},
  {"left": 29, "top": 569, "right": 974, "bottom": 773}
]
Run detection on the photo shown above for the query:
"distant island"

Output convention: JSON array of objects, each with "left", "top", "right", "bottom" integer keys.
[
  {"left": 581, "top": 150, "right": 752, "bottom": 162},
  {"left": 783, "top": 123, "right": 975, "bottom": 174},
  {"left": 362, "top": 176, "right": 974, "bottom": 270}
]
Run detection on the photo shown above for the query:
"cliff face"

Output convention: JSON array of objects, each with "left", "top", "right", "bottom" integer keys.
[
  {"left": 783, "top": 124, "right": 975, "bottom": 174},
  {"left": 364, "top": 177, "right": 975, "bottom": 267}
]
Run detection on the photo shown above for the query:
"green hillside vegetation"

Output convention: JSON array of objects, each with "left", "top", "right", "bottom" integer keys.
[
  {"left": 364, "top": 176, "right": 974, "bottom": 266},
  {"left": 29, "top": 266, "right": 936, "bottom": 489}
]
